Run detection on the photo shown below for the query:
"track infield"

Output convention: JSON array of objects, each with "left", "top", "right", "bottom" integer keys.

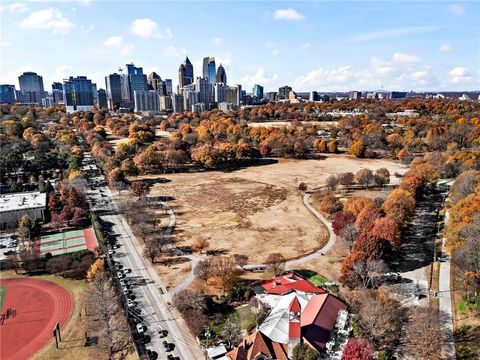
[{"left": 0, "top": 278, "right": 73, "bottom": 360}]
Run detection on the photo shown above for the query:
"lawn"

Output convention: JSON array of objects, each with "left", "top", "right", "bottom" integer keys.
[
  {"left": 0, "top": 286, "right": 6, "bottom": 311},
  {"left": 209, "top": 304, "right": 258, "bottom": 337},
  {"left": 295, "top": 269, "right": 330, "bottom": 286}
]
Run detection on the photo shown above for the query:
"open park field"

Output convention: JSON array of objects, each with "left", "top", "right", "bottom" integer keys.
[{"left": 138, "top": 155, "right": 407, "bottom": 271}]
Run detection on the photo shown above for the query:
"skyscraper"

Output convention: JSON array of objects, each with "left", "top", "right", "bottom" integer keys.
[
  {"left": 62, "top": 76, "right": 95, "bottom": 114},
  {"left": 214, "top": 83, "right": 227, "bottom": 103},
  {"left": 52, "top": 82, "right": 64, "bottom": 103},
  {"left": 0, "top": 85, "right": 16, "bottom": 104},
  {"left": 278, "top": 85, "right": 292, "bottom": 100},
  {"left": 18, "top": 72, "right": 44, "bottom": 103},
  {"left": 97, "top": 89, "right": 108, "bottom": 109},
  {"left": 134, "top": 90, "right": 160, "bottom": 113},
  {"left": 252, "top": 84, "right": 264, "bottom": 99},
  {"left": 216, "top": 64, "right": 227, "bottom": 84},
  {"left": 178, "top": 57, "right": 194, "bottom": 89},
  {"left": 195, "top": 77, "right": 210, "bottom": 108},
  {"left": 159, "top": 96, "right": 173, "bottom": 111},
  {"left": 164, "top": 79, "right": 173, "bottom": 95},
  {"left": 202, "top": 57, "right": 216, "bottom": 84},
  {"left": 148, "top": 72, "right": 167, "bottom": 95},
  {"left": 105, "top": 73, "right": 123, "bottom": 110},
  {"left": 171, "top": 93, "right": 184, "bottom": 113},
  {"left": 226, "top": 85, "right": 240, "bottom": 106}
]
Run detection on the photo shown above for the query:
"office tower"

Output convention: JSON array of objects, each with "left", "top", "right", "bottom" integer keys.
[
  {"left": 97, "top": 89, "right": 108, "bottom": 109},
  {"left": 182, "top": 87, "right": 198, "bottom": 112},
  {"left": 226, "top": 85, "right": 239, "bottom": 106},
  {"left": 252, "top": 84, "right": 264, "bottom": 99},
  {"left": 62, "top": 76, "right": 95, "bottom": 114},
  {"left": 91, "top": 83, "right": 98, "bottom": 102},
  {"left": 278, "top": 85, "right": 292, "bottom": 100},
  {"left": 171, "top": 93, "right": 184, "bottom": 113},
  {"left": 128, "top": 73, "right": 148, "bottom": 99},
  {"left": 18, "top": 72, "right": 44, "bottom": 103},
  {"left": 216, "top": 64, "right": 227, "bottom": 84},
  {"left": 214, "top": 83, "right": 227, "bottom": 103},
  {"left": 390, "top": 91, "right": 407, "bottom": 99},
  {"left": 120, "top": 74, "right": 132, "bottom": 107},
  {"left": 52, "top": 82, "right": 62, "bottom": 91},
  {"left": 349, "top": 91, "right": 362, "bottom": 100},
  {"left": 266, "top": 92, "right": 278, "bottom": 102},
  {"left": 241, "top": 90, "right": 246, "bottom": 105},
  {"left": 0, "top": 85, "right": 16, "bottom": 104},
  {"left": 202, "top": 57, "right": 216, "bottom": 84},
  {"left": 164, "top": 79, "right": 173, "bottom": 95},
  {"left": 309, "top": 91, "right": 320, "bottom": 101},
  {"left": 105, "top": 73, "right": 123, "bottom": 110},
  {"left": 195, "top": 77, "right": 210, "bottom": 108},
  {"left": 178, "top": 56, "right": 194, "bottom": 89},
  {"left": 126, "top": 63, "right": 143, "bottom": 75},
  {"left": 134, "top": 90, "right": 160, "bottom": 113},
  {"left": 42, "top": 97, "right": 53, "bottom": 108},
  {"left": 159, "top": 95, "right": 173, "bottom": 111},
  {"left": 148, "top": 72, "right": 167, "bottom": 95}
]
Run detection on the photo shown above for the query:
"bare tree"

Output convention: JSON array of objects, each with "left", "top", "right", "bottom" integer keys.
[
  {"left": 209, "top": 256, "right": 239, "bottom": 292},
  {"left": 265, "top": 253, "right": 286, "bottom": 276},
  {"left": 352, "top": 257, "right": 389, "bottom": 288},
  {"left": 194, "top": 260, "right": 211, "bottom": 285},
  {"left": 132, "top": 221, "right": 153, "bottom": 242},
  {"left": 355, "top": 169, "right": 374, "bottom": 189},
  {"left": 340, "top": 223, "right": 360, "bottom": 251},
  {"left": 142, "top": 238, "right": 162, "bottom": 263},
  {"left": 222, "top": 312, "right": 242, "bottom": 350},
  {"left": 339, "top": 172, "right": 355, "bottom": 188},
  {"left": 233, "top": 254, "right": 249, "bottom": 268},
  {"left": 403, "top": 306, "right": 444, "bottom": 360},
  {"left": 173, "top": 289, "right": 206, "bottom": 314},
  {"left": 86, "top": 271, "right": 131, "bottom": 359},
  {"left": 192, "top": 237, "right": 210, "bottom": 254},
  {"left": 325, "top": 175, "right": 339, "bottom": 191}
]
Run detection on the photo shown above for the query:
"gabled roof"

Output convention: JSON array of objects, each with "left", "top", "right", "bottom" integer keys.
[
  {"left": 260, "top": 273, "right": 325, "bottom": 295},
  {"left": 227, "top": 330, "right": 288, "bottom": 360}
]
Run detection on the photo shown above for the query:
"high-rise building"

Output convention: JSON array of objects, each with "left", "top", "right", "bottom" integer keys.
[
  {"left": 134, "top": 90, "right": 160, "bottom": 113},
  {"left": 18, "top": 72, "right": 44, "bottom": 103},
  {"left": 97, "top": 89, "right": 108, "bottom": 109},
  {"left": 195, "top": 77, "right": 210, "bottom": 108},
  {"left": 42, "top": 97, "right": 53, "bottom": 108},
  {"left": 129, "top": 73, "right": 148, "bottom": 100},
  {"left": 105, "top": 73, "right": 123, "bottom": 110},
  {"left": 216, "top": 64, "right": 227, "bottom": 84},
  {"left": 0, "top": 85, "right": 16, "bottom": 104},
  {"left": 183, "top": 87, "right": 198, "bottom": 112},
  {"left": 390, "top": 91, "right": 407, "bottom": 99},
  {"left": 226, "top": 85, "right": 239, "bottom": 106},
  {"left": 252, "top": 84, "right": 264, "bottom": 99},
  {"left": 159, "top": 96, "right": 173, "bottom": 111},
  {"left": 266, "top": 92, "right": 278, "bottom": 102},
  {"left": 202, "top": 57, "right": 216, "bottom": 84},
  {"left": 278, "top": 85, "right": 292, "bottom": 100},
  {"left": 214, "top": 83, "right": 227, "bottom": 103},
  {"left": 349, "top": 91, "right": 362, "bottom": 100},
  {"left": 178, "top": 57, "right": 194, "bottom": 89},
  {"left": 171, "top": 93, "right": 184, "bottom": 113},
  {"left": 164, "top": 79, "right": 173, "bottom": 95},
  {"left": 309, "top": 91, "right": 320, "bottom": 102},
  {"left": 126, "top": 63, "right": 143, "bottom": 75},
  {"left": 62, "top": 76, "right": 95, "bottom": 114},
  {"left": 120, "top": 74, "right": 132, "bottom": 108},
  {"left": 148, "top": 72, "right": 167, "bottom": 95},
  {"left": 51, "top": 82, "right": 64, "bottom": 103}
]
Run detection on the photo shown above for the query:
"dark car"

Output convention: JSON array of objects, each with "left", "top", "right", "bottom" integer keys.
[
  {"left": 158, "top": 329, "right": 168, "bottom": 338},
  {"left": 163, "top": 341, "right": 174, "bottom": 352}
]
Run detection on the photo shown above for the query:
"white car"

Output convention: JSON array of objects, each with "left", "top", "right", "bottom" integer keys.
[
  {"left": 108, "top": 249, "right": 114, "bottom": 255},
  {"left": 136, "top": 323, "right": 144, "bottom": 333},
  {"left": 117, "top": 271, "right": 124, "bottom": 278},
  {"left": 127, "top": 299, "right": 135, "bottom": 307}
]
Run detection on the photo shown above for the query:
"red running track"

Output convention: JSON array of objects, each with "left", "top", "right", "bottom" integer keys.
[{"left": 0, "top": 278, "right": 73, "bottom": 360}]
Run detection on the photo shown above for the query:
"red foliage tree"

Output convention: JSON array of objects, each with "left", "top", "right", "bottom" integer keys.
[
  {"left": 340, "top": 251, "right": 368, "bottom": 288},
  {"left": 342, "top": 338, "right": 374, "bottom": 360},
  {"left": 332, "top": 211, "right": 355, "bottom": 235},
  {"left": 48, "top": 192, "right": 60, "bottom": 212},
  {"left": 129, "top": 181, "right": 150, "bottom": 199}
]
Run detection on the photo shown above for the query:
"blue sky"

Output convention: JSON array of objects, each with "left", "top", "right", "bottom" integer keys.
[{"left": 1, "top": 0, "right": 479, "bottom": 92}]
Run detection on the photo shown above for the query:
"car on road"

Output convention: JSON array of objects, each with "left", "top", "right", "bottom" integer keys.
[
  {"left": 122, "top": 287, "right": 130, "bottom": 295},
  {"left": 136, "top": 323, "right": 144, "bottom": 334},
  {"left": 167, "top": 354, "right": 179, "bottom": 360},
  {"left": 117, "top": 271, "right": 124, "bottom": 278},
  {"left": 163, "top": 340, "right": 174, "bottom": 352},
  {"left": 127, "top": 299, "right": 135, "bottom": 308},
  {"left": 158, "top": 329, "right": 168, "bottom": 338},
  {"left": 146, "top": 349, "right": 158, "bottom": 360},
  {"left": 108, "top": 249, "right": 114, "bottom": 255}
]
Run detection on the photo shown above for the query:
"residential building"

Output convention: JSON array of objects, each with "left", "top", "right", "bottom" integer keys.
[
  {"left": 134, "top": 90, "right": 160, "bottom": 113},
  {"left": 0, "top": 192, "right": 47, "bottom": 229},
  {"left": 253, "top": 84, "right": 264, "bottom": 99},
  {"left": 97, "top": 89, "right": 108, "bottom": 109},
  {"left": 278, "top": 85, "right": 292, "bottom": 100},
  {"left": 63, "top": 76, "right": 95, "bottom": 114},
  {"left": 203, "top": 57, "right": 216, "bottom": 84},
  {"left": 171, "top": 93, "right": 184, "bottom": 113},
  {"left": 105, "top": 73, "right": 123, "bottom": 110},
  {"left": 309, "top": 91, "right": 320, "bottom": 102},
  {"left": 390, "top": 91, "right": 407, "bottom": 99},
  {"left": 18, "top": 72, "right": 44, "bottom": 103},
  {"left": 214, "top": 83, "right": 227, "bottom": 103},
  {"left": 178, "top": 56, "right": 194, "bottom": 89},
  {"left": 160, "top": 95, "right": 173, "bottom": 111},
  {"left": 0, "top": 85, "right": 16, "bottom": 104},
  {"left": 349, "top": 91, "right": 362, "bottom": 100},
  {"left": 216, "top": 63, "right": 227, "bottom": 84}
]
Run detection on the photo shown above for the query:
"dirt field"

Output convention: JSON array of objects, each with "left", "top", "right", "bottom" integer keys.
[
  {"left": 136, "top": 154, "right": 407, "bottom": 268},
  {"left": 247, "top": 121, "right": 338, "bottom": 128}
]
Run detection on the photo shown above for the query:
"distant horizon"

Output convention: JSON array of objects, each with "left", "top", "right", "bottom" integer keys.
[{"left": 1, "top": 1, "right": 479, "bottom": 92}]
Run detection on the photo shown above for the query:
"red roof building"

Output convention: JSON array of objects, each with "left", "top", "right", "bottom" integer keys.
[{"left": 258, "top": 273, "right": 326, "bottom": 296}]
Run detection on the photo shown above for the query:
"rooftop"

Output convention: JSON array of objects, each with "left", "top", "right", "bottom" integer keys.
[
  {"left": 260, "top": 272, "right": 325, "bottom": 295},
  {"left": 0, "top": 192, "right": 47, "bottom": 213}
]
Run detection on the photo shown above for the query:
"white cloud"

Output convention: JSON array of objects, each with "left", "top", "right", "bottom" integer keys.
[
  {"left": 103, "top": 36, "right": 134, "bottom": 55},
  {"left": 273, "top": 8, "right": 305, "bottom": 21},
  {"left": 271, "top": 49, "right": 279, "bottom": 56},
  {"left": 302, "top": 42, "right": 312, "bottom": 49},
  {"left": 448, "top": 4, "right": 465, "bottom": 16},
  {"left": 241, "top": 68, "right": 278, "bottom": 88},
  {"left": 449, "top": 66, "right": 472, "bottom": 83},
  {"left": 19, "top": 8, "right": 75, "bottom": 34},
  {"left": 130, "top": 18, "right": 172, "bottom": 39},
  {"left": 0, "top": 2, "right": 28, "bottom": 13},
  {"left": 163, "top": 45, "right": 187, "bottom": 57},
  {"left": 0, "top": 41, "right": 12, "bottom": 48},
  {"left": 351, "top": 26, "right": 437, "bottom": 42},
  {"left": 392, "top": 52, "right": 420, "bottom": 63},
  {"left": 440, "top": 44, "right": 453, "bottom": 52},
  {"left": 213, "top": 37, "right": 223, "bottom": 45}
]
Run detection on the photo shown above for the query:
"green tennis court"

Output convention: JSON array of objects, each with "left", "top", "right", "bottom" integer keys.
[
  {"left": 0, "top": 286, "right": 6, "bottom": 311},
  {"left": 39, "top": 229, "right": 98, "bottom": 257}
]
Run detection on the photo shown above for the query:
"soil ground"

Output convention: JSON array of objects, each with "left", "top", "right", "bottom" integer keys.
[{"left": 133, "top": 154, "right": 406, "bottom": 287}]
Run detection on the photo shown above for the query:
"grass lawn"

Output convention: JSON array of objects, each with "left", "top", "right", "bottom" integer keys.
[
  {"left": 0, "top": 286, "right": 6, "bottom": 311},
  {"left": 295, "top": 269, "right": 330, "bottom": 286},
  {"left": 209, "top": 304, "right": 258, "bottom": 337}
]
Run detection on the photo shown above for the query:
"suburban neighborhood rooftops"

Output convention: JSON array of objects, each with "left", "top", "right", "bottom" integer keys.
[
  {"left": 260, "top": 272, "right": 326, "bottom": 295},
  {"left": 0, "top": 192, "right": 47, "bottom": 213}
]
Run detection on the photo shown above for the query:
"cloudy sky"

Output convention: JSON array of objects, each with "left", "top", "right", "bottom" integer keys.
[{"left": 1, "top": 1, "right": 479, "bottom": 92}]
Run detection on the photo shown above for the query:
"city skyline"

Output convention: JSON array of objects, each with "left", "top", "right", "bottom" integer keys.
[{"left": 0, "top": 1, "right": 479, "bottom": 92}]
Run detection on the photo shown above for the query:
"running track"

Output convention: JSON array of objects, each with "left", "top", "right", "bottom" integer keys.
[{"left": 0, "top": 278, "right": 73, "bottom": 360}]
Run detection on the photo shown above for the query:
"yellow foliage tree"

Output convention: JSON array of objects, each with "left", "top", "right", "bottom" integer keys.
[{"left": 87, "top": 258, "right": 105, "bottom": 282}]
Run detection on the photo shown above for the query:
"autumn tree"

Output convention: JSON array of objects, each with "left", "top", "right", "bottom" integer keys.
[
  {"left": 342, "top": 338, "right": 373, "bottom": 360},
  {"left": 86, "top": 258, "right": 105, "bottom": 282},
  {"left": 345, "top": 197, "right": 375, "bottom": 219},
  {"left": 192, "top": 237, "right": 210, "bottom": 254},
  {"left": 374, "top": 168, "right": 390, "bottom": 187},
  {"left": 325, "top": 175, "right": 339, "bottom": 191},
  {"left": 332, "top": 211, "right": 355, "bottom": 235},
  {"left": 265, "top": 253, "right": 286, "bottom": 276},
  {"left": 107, "top": 168, "right": 126, "bottom": 190},
  {"left": 194, "top": 260, "right": 211, "bottom": 285},
  {"left": 327, "top": 139, "right": 338, "bottom": 153},
  {"left": 292, "top": 344, "right": 319, "bottom": 360},
  {"left": 129, "top": 181, "right": 150, "bottom": 199},
  {"left": 338, "top": 172, "right": 355, "bottom": 188},
  {"left": 355, "top": 169, "right": 374, "bottom": 189},
  {"left": 382, "top": 188, "right": 416, "bottom": 226},
  {"left": 349, "top": 140, "right": 366, "bottom": 158},
  {"left": 318, "top": 192, "right": 343, "bottom": 216},
  {"left": 209, "top": 256, "right": 239, "bottom": 292}
]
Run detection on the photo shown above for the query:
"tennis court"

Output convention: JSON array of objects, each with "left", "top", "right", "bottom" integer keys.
[{"left": 39, "top": 228, "right": 98, "bottom": 257}]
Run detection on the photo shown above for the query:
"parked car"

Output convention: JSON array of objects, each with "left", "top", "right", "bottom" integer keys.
[
  {"left": 136, "top": 323, "right": 144, "bottom": 334},
  {"left": 158, "top": 329, "right": 168, "bottom": 338},
  {"left": 163, "top": 341, "right": 174, "bottom": 352}
]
